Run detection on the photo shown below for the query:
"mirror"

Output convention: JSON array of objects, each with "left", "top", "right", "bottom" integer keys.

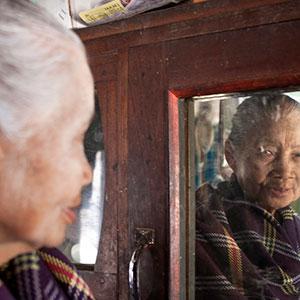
[
  {"left": 59, "top": 95, "right": 105, "bottom": 266},
  {"left": 190, "top": 88, "right": 300, "bottom": 299}
]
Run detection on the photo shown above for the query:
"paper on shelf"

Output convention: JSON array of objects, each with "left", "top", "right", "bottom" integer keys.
[
  {"left": 79, "top": 0, "right": 126, "bottom": 24},
  {"left": 31, "top": 0, "right": 184, "bottom": 28},
  {"left": 77, "top": 0, "right": 184, "bottom": 26}
]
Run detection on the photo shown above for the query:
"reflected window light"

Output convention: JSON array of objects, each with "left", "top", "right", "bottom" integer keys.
[
  {"left": 71, "top": 150, "right": 105, "bottom": 264},
  {"left": 285, "top": 91, "right": 300, "bottom": 102}
]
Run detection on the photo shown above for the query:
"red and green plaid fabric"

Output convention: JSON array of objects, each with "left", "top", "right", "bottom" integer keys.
[
  {"left": 0, "top": 247, "right": 95, "bottom": 300},
  {"left": 196, "top": 178, "right": 300, "bottom": 299}
]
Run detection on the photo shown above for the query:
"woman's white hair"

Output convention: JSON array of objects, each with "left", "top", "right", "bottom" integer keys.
[
  {"left": 228, "top": 94, "right": 300, "bottom": 149},
  {"left": 0, "top": 0, "right": 87, "bottom": 141}
]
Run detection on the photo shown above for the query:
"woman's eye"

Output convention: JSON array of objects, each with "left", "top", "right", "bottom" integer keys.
[
  {"left": 263, "top": 150, "right": 274, "bottom": 156},
  {"left": 293, "top": 152, "right": 300, "bottom": 158},
  {"left": 257, "top": 147, "right": 275, "bottom": 160}
]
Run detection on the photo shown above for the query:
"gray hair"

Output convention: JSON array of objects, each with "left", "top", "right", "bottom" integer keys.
[
  {"left": 228, "top": 94, "right": 300, "bottom": 148},
  {"left": 0, "top": 0, "right": 87, "bottom": 141}
]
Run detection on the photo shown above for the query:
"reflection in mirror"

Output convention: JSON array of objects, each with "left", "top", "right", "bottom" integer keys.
[
  {"left": 60, "top": 96, "right": 105, "bottom": 266},
  {"left": 194, "top": 96, "right": 235, "bottom": 188},
  {"left": 193, "top": 88, "right": 300, "bottom": 299}
]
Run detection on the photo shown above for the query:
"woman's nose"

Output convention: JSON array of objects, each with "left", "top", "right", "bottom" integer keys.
[
  {"left": 82, "top": 159, "right": 93, "bottom": 186},
  {"left": 273, "top": 155, "right": 294, "bottom": 179}
]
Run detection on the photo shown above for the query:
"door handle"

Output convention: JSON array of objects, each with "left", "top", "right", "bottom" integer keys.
[{"left": 129, "top": 228, "right": 155, "bottom": 300}]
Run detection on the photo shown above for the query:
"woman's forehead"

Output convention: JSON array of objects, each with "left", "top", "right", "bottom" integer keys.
[
  {"left": 245, "top": 117, "right": 300, "bottom": 145},
  {"left": 246, "top": 108, "right": 300, "bottom": 128}
]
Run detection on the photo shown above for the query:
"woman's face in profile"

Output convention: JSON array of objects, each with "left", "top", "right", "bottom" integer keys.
[
  {"left": 0, "top": 58, "right": 94, "bottom": 249},
  {"left": 230, "top": 110, "right": 300, "bottom": 214}
]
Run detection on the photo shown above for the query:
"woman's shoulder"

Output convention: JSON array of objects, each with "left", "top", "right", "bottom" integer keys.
[
  {"left": 38, "top": 247, "right": 95, "bottom": 299},
  {"left": 196, "top": 182, "right": 215, "bottom": 201},
  {"left": 0, "top": 248, "right": 95, "bottom": 300},
  {"left": 38, "top": 247, "right": 74, "bottom": 267},
  {"left": 195, "top": 183, "right": 224, "bottom": 216}
]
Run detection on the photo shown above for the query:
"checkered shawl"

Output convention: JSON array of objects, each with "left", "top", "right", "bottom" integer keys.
[
  {"left": 196, "top": 178, "right": 300, "bottom": 299},
  {"left": 0, "top": 247, "right": 95, "bottom": 300}
]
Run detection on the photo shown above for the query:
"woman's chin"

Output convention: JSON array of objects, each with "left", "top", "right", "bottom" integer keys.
[
  {"left": 261, "top": 195, "right": 297, "bottom": 213},
  {"left": 31, "top": 229, "right": 67, "bottom": 249},
  {"left": 46, "top": 232, "right": 67, "bottom": 248}
]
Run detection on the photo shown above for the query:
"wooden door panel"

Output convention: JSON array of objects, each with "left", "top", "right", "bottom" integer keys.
[
  {"left": 94, "top": 51, "right": 130, "bottom": 299},
  {"left": 79, "top": 272, "right": 117, "bottom": 299},
  {"left": 166, "top": 20, "right": 300, "bottom": 96},
  {"left": 127, "top": 42, "right": 168, "bottom": 299}
]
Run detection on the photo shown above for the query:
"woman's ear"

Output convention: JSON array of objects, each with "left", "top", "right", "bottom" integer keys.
[{"left": 225, "top": 140, "right": 237, "bottom": 172}]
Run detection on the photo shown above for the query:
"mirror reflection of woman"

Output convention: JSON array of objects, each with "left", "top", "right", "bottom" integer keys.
[{"left": 196, "top": 94, "right": 300, "bottom": 299}]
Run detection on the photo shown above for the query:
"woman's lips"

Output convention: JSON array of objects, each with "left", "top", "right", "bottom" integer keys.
[
  {"left": 269, "top": 187, "right": 291, "bottom": 198},
  {"left": 63, "top": 208, "right": 76, "bottom": 224}
]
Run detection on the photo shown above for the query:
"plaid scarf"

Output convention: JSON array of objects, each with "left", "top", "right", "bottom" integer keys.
[
  {"left": 0, "top": 247, "right": 95, "bottom": 300},
  {"left": 196, "top": 178, "right": 300, "bottom": 299}
]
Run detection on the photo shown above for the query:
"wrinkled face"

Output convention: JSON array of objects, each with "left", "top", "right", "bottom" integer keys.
[
  {"left": 227, "top": 111, "right": 300, "bottom": 214},
  {"left": 0, "top": 57, "right": 94, "bottom": 248}
]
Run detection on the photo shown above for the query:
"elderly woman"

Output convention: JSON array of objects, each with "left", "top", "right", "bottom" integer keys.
[
  {"left": 0, "top": 1, "right": 95, "bottom": 299},
  {"left": 196, "top": 94, "right": 300, "bottom": 299}
]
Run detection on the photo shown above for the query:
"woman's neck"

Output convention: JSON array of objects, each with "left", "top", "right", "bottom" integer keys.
[{"left": 0, "top": 242, "right": 34, "bottom": 265}]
